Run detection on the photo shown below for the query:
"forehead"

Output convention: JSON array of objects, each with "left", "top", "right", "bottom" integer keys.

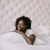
[{"left": 18, "top": 20, "right": 24, "bottom": 24}]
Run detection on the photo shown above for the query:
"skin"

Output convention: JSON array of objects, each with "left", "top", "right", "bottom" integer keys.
[
  {"left": 49, "top": 28, "right": 50, "bottom": 30},
  {"left": 13, "top": 20, "right": 35, "bottom": 45}
]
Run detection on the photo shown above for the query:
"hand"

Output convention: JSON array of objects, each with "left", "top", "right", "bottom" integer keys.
[{"left": 13, "top": 30, "right": 24, "bottom": 34}]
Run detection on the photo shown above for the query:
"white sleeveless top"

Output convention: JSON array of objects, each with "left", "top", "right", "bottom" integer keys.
[{"left": 25, "top": 29, "right": 35, "bottom": 37}]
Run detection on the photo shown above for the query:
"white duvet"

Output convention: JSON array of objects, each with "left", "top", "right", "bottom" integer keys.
[
  {"left": 0, "top": 38, "right": 50, "bottom": 50},
  {"left": 0, "top": 32, "right": 50, "bottom": 50}
]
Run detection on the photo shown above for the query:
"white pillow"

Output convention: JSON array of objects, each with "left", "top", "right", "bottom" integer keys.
[
  {"left": 39, "top": 26, "right": 49, "bottom": 34},
  {"left": 39, "top": 34, "right": 50, "bottom": 43},
  {"left": 34, "top": 37, "right": 46, "bottom": 45},
  {"left": 0, "top": 32, "right": 27, "bottom": 43}
]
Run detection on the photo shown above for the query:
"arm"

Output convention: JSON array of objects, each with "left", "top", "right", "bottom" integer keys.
[
  {"left": 2, "top": 30, "right": 17, "bottom": 34},
  {"left": 4, "top": 30, "right": 35, "bottom": 45},
  {"left": 22, "top": 33, "right": 35, "bottom": 45},
  {"left": 13, "top": 30, "right": 35, "bottom": 45}
]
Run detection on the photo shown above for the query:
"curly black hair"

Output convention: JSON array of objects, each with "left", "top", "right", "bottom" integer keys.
[{"left": 15, "top": 15, "right": 32, "bottom": 30}]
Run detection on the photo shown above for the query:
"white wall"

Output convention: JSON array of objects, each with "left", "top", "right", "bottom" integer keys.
[{"left": 39, "top": 0, "right": 50, "bottom": 5}]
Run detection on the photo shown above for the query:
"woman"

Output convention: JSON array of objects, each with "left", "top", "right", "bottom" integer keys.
[{"left": 12, "top": 15, "right": 35, "bottom": 45}]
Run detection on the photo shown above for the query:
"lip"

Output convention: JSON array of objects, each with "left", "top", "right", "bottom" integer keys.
[{"left": 18, "top": 27, "right": 21, "bottom": 30}]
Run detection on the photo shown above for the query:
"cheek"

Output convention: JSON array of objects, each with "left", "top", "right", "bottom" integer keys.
[
  {"left": 21, "top": 26, "right": 24, "bottom": 28},
  {"left": 21, "top": 26, "right": 26, "bottom": 29}
]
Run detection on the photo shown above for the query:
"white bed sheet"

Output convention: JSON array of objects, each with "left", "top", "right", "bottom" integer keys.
[{"left": 0, "top": 38, "right": 50, "bottom": 50}]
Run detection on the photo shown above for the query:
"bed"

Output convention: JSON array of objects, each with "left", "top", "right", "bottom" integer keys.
[{"left": 0, "top": 0, "right": 50, "bottom": 50}]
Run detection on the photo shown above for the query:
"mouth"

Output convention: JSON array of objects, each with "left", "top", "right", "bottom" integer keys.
[{"left": 18, "top": 27, "right": 21, "bottom": 30}]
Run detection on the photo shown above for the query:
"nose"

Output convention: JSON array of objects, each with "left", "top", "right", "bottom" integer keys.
[{"left": 18, "top": 25, "right": 21, "bottom": 27}]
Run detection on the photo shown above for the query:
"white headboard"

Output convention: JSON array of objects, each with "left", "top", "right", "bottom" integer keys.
[{"left": 0, "top": 0, "right": 50, "bottom": 34}]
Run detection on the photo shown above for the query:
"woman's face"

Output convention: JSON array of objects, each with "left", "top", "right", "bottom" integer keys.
[{"left": 17, "top": 20, "right": 28, "bottom": 32}]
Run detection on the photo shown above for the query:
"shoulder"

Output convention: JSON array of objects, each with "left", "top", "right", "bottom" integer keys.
[
  {"left": 26, "top": 29, "right": 35, "bottom": 34},
  {"left": 26, "top": 29, "right": 33, "bottom": 32},
  {"left": 25, "top": 29, "right": 35, "bottom": 37}
]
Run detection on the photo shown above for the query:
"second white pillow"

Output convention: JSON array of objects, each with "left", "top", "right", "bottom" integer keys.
[{"left": 39, "top": 26, "right": 49, "bottom": 34}]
